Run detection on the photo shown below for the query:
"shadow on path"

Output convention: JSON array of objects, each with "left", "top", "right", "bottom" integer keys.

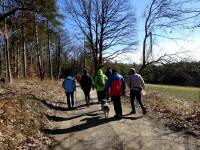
[
  {"left": 21, "top": 93, "right": 99, "bottom": 111},
  {"left": 42, "top": 116, "right": 115, "bottom": 135},
  {"left": 42, "top": 113, "right": 143, "bottom": 135},
  {"left": 45, "top": 110, "right": 101, "bottom": 122},
  {"left": 121, "top": 115, "right": 143, "bottom": 120}
]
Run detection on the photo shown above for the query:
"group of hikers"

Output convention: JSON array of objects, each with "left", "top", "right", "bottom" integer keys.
[{"left": 62, "top": 67, "right": 146, "bottom": 120}]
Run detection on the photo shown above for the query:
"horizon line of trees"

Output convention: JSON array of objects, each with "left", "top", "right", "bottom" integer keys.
[
  {"left": 143, "top": 61, "right": 200, "bottom": 87},
  {"left": 103, "top": 60, "right": 200, "bottom": 87}
]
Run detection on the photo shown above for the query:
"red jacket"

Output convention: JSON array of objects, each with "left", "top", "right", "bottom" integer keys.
[{"left": 106, "top": 72, "right": 125, "bottom": 96}]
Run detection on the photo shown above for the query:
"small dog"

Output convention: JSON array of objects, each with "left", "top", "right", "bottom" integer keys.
[{"left": 102, "top": 100, "right": 110, "bottom": 118}]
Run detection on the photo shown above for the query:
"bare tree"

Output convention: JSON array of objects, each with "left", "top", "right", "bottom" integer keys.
[
  {"left": 46, "top": 20, "right": 53, "bottom": 80},
  {"left": 139, "top": 0, "right": 185, "bottom": 73},
  {"left": 181, "top": 0, "right": 200, "bottom": 28},
  {"left": 21, "top": 9, "right": 27, "bottom": 78},
  {"left": 3, "top": 0, "right": 12, "bottom": 83},
  {"left": 65, "top": 0, "right": 137, "bottom": 71}
]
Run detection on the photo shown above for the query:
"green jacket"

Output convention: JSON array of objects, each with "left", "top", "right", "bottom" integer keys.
[{"left": 95, "top": 69, "right": 108, "bottom": 91}]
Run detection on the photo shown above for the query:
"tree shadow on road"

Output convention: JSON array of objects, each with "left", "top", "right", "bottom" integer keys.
[
  {"left": 22, "top": 93, "right": 99, "bottom": 112},
  {"left": 21, "top": 93, "right": 70, "bottom": 111},
  {"left": 45, "top": 113, "right": 84, "bottom": 122},
  {"left": 45, "top": 110, "right": 101, "bottom": 122},
  {"left": 121, "top": 114, "right": 143, "bottom": 120},
  {"left": 42, "top": 115, "right": 115, "bottom": 135}
]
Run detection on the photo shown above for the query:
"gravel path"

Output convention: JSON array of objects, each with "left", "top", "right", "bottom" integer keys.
[{"left": 44, "top": 86, "right": 200, "bottom": 150}]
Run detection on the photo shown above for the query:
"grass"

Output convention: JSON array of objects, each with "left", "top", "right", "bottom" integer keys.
[{"left": 147, "top": 84, "right": 200, "bottom": 102}]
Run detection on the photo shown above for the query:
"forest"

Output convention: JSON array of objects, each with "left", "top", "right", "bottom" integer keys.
[
  {"left": 0, "top": 1, "right": 200, "bottom": 149},
  {"left": 0, "top": 0, "right": 200, "bottom": 85}
]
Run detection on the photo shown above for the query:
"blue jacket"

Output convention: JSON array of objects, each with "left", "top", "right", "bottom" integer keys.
[{"left": 63, "top": 76, "right": 76, "bottom": 93}]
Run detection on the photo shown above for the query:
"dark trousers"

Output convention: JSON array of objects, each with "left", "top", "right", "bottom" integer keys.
[
  {"left": 97, "top": 91, "right": 106, "bottom": 103},
  {"left": 130, "top": 90, "right": 145, "bottom": 112},
  {"left": 106, "top": 91, "right": 110, "bottom": 100},
  {"left": 111, "top": 96, "right": 122, "bottom": 116},
  {"left": 66, "top": 92, "right": 74, "bottom": 108},
  {"left": 83, "top": 90, "right": 90, "bottom": 105}
]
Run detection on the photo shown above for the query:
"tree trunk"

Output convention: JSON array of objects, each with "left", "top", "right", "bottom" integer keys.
[
  {"left": 5, "top": 38, "right": 12, "bottom": 84},
  {"left": 47, "top": 21, "right": 53, "bottom": 80},
  {"left": 57, "top": 36, "right": 61, "bottom": 80},
  {"left": 16, "top": 42, "right": 20, "bottom": 78},
  {"left": 21, "top": 9, "right": 27, "bottom": 78},
  {"left": 0, "top": 45, "right": 3, "bottom": 78},
  {"left": 4, "top": 0, "right": 12, "bottom": 84},
  {"left": 3, "top": 41, "right": 7, "bottom": 78},
  {"left": 34, "top": 16, "right": 44, "bottom": 80}
]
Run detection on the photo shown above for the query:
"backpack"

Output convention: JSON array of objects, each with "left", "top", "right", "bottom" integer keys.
[
  {"left": 81, "top": 75, "right": 92, "bottom": 89},
  {"left": 98, "top": 75, "right": 105, "bottom": 86}
]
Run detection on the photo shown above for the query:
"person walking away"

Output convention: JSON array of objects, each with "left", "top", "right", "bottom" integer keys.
[
  {"left": 128, "top": 68, "right": 146, "bottom": 114},
  {"left": 80, "top": 69, "right": 94, "bottom": 106},
  {"left": 106, "top": 69, "right": 126, "bottom": 120},
  {"left": 105, "top": 67, "right": 112, "bottom": 78},
  {"left": 95, "top": 69, "right": 108, "bottom": 105},
  {"left": 62, "top": 75, "right": 76, "bottom": 109},
  {"left": 105, "top": 67, "right": 112, "bottom": 100}
]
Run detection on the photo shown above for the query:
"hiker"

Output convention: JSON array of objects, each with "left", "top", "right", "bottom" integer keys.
[
  {"left": 62, "top": 75, "right": 76, "bottom": 109},
  {"left": 128, "top": 68, "right": 146, "bottom": 114},
  {"left": 105, "top": 67, "right": 112, "bottom": 79},
  {"left": 80, "top": 69, "right": 94, "bottom": 106},
  {"left": 106, "top": 69, "right": 126, "bottom": 119},
  {"left": 76, "top": 75, "right": 81, "bottom": 83},
  {"left": 105, "top": 67, "right": 112, "bottom": 100},
  {"left": 95, "top": 68, "right": 108, "bottom": 104}
]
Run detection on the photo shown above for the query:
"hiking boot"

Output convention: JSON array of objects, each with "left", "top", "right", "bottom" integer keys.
[
  {"left": 142, "top": 108, "right": 147, "bottom": 115},
  {"left": 114, "top": 115, "right": 121, "bottom": 120},
  {"left": 130, "top": 110, "right": 136, "bottom": 114}
]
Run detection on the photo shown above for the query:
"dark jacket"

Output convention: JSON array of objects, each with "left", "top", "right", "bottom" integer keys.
[{"left": 80, "top": 74, "right": 93, "bottom": 92}]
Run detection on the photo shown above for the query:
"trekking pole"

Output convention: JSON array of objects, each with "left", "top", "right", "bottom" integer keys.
[{"left": 75, "top": 90, "right": 77, "bottom": 107}]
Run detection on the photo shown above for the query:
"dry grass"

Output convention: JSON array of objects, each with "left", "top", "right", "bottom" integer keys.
[
  {"left": 1, "top": 79, "right": 199, "bottom": 149},
  {"left": 0, "top": 79, "right": 66, "bottom": 150},
  {"left": 145, "top": 91, "right": 200, "bottom": 136}
]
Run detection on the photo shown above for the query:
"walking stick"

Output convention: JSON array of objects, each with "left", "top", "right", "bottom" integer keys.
[{"left": 75, "top": 90, "right": 78, "bottom": 107}]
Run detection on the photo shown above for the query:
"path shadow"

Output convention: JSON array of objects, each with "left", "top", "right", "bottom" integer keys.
[
  {"left": 42, "top": 116, "right": 115, "bottom": 135},
  {"left": 45, "top": 110, "right": 101, "bottom": 122},
  {"left": 22, "top": 93, "right": 70, "bottom": 111},
  {"left": 22, "top": 93, "right": 99, "bottom": 112},
  {"left": 45, "top": 113, "right": 84, "bottom": 122},
  {"left": 40, "top": 100, "right": 70, "bottom": 111},
  {"left": 121, "top": 115, "right": 143, "bottom": 120},
  {"left": 75, "top": 101, "right": 99, "bottom": 110}
]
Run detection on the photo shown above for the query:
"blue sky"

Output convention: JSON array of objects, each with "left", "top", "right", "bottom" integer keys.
[
  {"left": 58, "top": 0, "right": 200, "bottom": 64},
  {"left": 120, "top": 0, "right": 200, "bottom": 64}
]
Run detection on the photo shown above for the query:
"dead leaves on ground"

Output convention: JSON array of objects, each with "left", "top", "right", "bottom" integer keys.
[
  {"left": 145, "top": 91, "right": 200, "bottom": 137},
  {"left": 0, "top": 79, "right": 65, "bottom": 150}
]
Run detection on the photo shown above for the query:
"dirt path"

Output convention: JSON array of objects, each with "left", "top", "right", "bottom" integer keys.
[{"left": 44, "top": 86, "right": 200, "bottom": 150}]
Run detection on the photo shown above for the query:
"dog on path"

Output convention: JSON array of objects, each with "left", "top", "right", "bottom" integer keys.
[{"left": 102, "top": 100, "right": 110, "bottom": 118}]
